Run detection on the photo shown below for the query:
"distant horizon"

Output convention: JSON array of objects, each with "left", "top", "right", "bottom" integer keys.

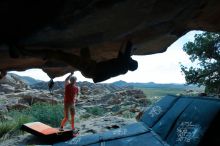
[
  {"left": 12, "top": 70, "right": 189, "bottom": 84},
  {"left": 9, "top": 72, "right": 191, "bottom": 85},
  {"left": 9, "top": 30, "right": 203, "bottom": 84}
]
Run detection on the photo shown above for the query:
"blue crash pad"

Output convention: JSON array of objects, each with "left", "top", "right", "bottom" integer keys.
[{"left": 54, "top": 95, "right": 220, "bottom": 146}]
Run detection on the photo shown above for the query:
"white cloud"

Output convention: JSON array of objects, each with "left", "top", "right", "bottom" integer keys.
[
  {"left": 54, "top": 71, "right": 93, "bottom": 82},
  {"left": 10, "top": 69, "right": 50, "bottom": 81},
  {"left": 101, "top": 30, "right": 203, "bottom": 83}
]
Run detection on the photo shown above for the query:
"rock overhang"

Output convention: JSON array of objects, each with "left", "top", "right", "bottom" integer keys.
[{"left": 1, "top": 0, "right": 220, "bottom": 82}]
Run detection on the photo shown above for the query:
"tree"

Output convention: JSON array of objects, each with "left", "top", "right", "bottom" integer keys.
[{"left": 180, "top": 32, "right": 220, "bottom": 95}]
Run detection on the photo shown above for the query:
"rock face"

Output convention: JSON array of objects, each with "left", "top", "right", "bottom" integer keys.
[
  {"left": 1, "top": 0, "right": 220, "bottom": 82},
  {"left": 0, "top": 74, "right": 29, "bottom": 93},
  {"left": 0, "top": 74, "right": 148, "bottom": 120},
  {"left": 30, "top": 80, "right": 148, "bottom": 116},
  {"left": 0, "top": 74, "right": 60, "bottom": 115},
  {"left": 0, "top": 73, "right": 150, "bottom": 145},
  {"left": 76, "top": 116, "right": 135, "bottom": 136}
]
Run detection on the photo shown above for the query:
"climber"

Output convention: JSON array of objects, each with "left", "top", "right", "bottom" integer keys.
[
  {"left": 59, "top": 72, "right": 80, "bottom": 135},
  {"left": 93, "top": 41, "right": 138, "bottom": 82},
  {"left": 48, "top": 78, "right": 54, "bottom": 94}
]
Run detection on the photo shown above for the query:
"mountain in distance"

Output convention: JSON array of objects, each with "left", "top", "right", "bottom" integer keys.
[
  {"left": 7, "top": 74, "right": 202, "bottom": 91},
  {"left": 8, "top": 73, "right": 43, "bottom": 85},
  {"left": 112, "top": 80, "right": 201, "bottom": 90}
]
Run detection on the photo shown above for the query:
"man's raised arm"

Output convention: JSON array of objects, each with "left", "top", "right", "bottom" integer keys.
[{"left": 65, "top": 72, "right": 73, "bottom": 85}]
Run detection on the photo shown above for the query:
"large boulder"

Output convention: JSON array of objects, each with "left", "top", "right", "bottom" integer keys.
[
  {"left": 0, "top": 74, "right": 29, "bottom": 93},
  {"left": 0, "top": 84, "right": 15, "bottom": 94},
  {"left": 13, "top": 91, "right": 60, "bottom": 105},
  {"left": 76, "top": 116, "right": 135, "bottom": 136},
  {"left": 1, "top": 0, "right": 220, "bottom": 82},
  {"left": 1, "top": 90, "right": 60, "bottom": 112}
]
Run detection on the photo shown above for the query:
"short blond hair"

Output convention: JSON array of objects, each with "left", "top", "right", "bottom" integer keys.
[{"left": 70, "top": 76, "right": 77, "bottom": 83}]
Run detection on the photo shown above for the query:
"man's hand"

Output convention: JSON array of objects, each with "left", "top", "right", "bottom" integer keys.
[{"left": 65, "top": 72, "right": 74, "bottom": 84}]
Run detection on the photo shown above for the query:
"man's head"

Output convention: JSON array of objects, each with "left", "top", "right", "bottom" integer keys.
[{"left": 70, "top": 76, "right": 77, "bottom": 84}]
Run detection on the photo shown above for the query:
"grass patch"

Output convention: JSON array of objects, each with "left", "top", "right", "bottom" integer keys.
[
  {"left": 0, "top": 103, "right": 64, "bottom": 140},
  {"left": 136, "top": 87, "right": 186, "bottom": 104},
  {"left": 8, "top": 103, "right": 64, "bottom": 127},
  {"left": 0, "top": 115, "right": 32, "bottom": 141},
  {"left": 137, "top": 87, "right": 184, "bottom": 98}
]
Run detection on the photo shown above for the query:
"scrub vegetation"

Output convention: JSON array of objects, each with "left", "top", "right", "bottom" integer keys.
[
  {"left": 136, "top": 87, "right": 203, "bottom": 104},
  {"left": 0, "top": 103, "right": 63, "bottom": 140}
]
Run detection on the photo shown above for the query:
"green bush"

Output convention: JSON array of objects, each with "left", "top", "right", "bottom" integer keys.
[
  {"left": 85, "top": 107, "right": 106, "bottom": 116},
  {"left": 23, "top": 103, "right": 64, "bottom": 127}
]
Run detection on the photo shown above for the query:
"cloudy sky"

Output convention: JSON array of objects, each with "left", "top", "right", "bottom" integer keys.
[{"left": 10, "top": 31, "right": 202, "bottom": 83}]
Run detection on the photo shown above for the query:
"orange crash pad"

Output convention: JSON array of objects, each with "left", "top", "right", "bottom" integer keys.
[{"left": 21, "top": 122, "right": 74, "bottom": 142}]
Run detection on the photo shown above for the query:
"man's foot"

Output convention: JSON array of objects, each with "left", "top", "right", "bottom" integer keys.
[
  {"left": 72, "top": 128, "right": 79, "bottom": 137},
  {"left": 72, "top": 128, "right": 79, "bottom": 134}
]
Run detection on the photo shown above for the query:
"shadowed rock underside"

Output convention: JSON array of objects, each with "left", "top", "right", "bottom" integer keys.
[{"left": 1, "top": 0, "right": 220, "bottom": 82}]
